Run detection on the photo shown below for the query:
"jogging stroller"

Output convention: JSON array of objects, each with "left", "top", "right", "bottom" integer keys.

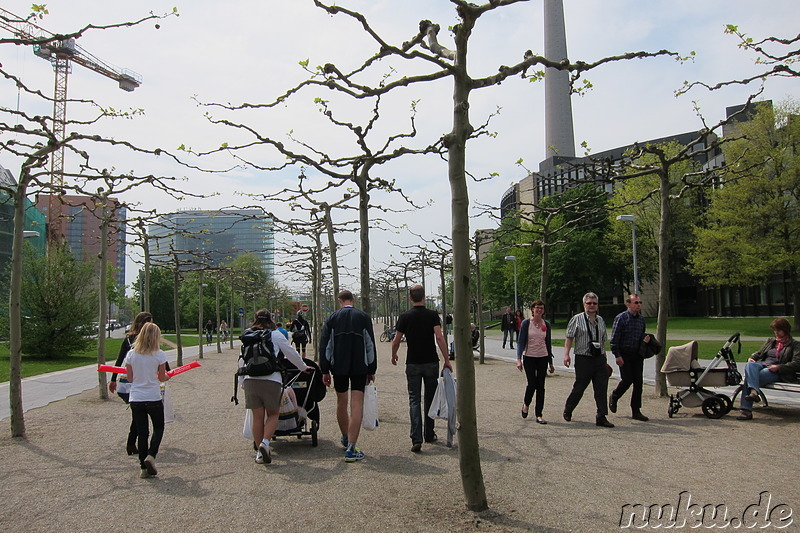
[
  {"left": 662, "top": 333, "right": 742, "bottom": 419},
  {"left": 273, "top": 357, "right": 326, "bottom": 446}
]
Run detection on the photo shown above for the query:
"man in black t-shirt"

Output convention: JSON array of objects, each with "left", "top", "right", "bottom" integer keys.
[{"left": 391, "top": 285, "right": 453, "bottom": 453}]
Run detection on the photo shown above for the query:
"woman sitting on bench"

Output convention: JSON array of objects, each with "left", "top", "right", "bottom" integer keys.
[{"left": 738, "top": 317, "right": 800, "bottom": 420}]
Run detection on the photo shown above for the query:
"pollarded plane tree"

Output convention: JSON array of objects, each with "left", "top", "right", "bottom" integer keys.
[
  {"left": 0, "top": 7, "right": 185, "bottom": 438},
  {"left": 293, "top": 0, "right": 681, "bottom": 511},
  {"left": 191, "top": 84, "right": 439, "bottom": 317},
  {"left": 605, "top": 103, "right": 754, "bottom": 397}
]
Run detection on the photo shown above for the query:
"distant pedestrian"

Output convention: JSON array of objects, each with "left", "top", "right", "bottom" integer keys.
[
  {"left": 291, "top": 312, "right": 310, "bottom": 357},
  {"left": 501, "top": 306, "right": 515, "bottom": 349},
  {"left": 516, "top": 300, "right": 554, "bottom": 424},
  {"left": 276, "top": 322, "right": 289, "bottom": 340},
  {"left": 319, "top": 290, "right": 377, "bottom": 462},
  {"left": 219, "top": 320, "right": 229, "bottom": 342},
  {"left": 205, "top": 319, "right": 214, "bottom": 345},
  {"left": 124, "top": 322, "right": 171, "bottom": 478},
  {"left": 562, "top": 292, "right": 614, "bottom": 428}
]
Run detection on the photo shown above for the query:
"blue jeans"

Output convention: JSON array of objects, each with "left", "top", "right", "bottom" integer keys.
[
  {"left": 740, "top": 362, "right": 783, "bottom": 410},
  {"left": 406, "top": 362, "right": 439, "bottom": 444}
]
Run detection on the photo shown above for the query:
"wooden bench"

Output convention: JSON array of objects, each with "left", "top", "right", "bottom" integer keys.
[{"left": 732, "top": 375, "right": 800, "bottom": 407}]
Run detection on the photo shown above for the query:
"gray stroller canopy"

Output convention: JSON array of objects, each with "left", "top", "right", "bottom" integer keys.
[{"left": 661, "top": 341, "right": 701, "bottom": 373}]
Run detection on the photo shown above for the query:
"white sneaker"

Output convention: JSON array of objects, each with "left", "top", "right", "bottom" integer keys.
[{"left": 258, "top": 442, "right": 271, "bottom": 464}]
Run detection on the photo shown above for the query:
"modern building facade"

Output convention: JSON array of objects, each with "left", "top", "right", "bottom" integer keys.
[
  {"left": 35, "top": 193, "right": 127, "bottom": 288},
  {"left": 148, "top": 209, "right": 274, "bottom": 277},
  {"left": 0, "top": 164, "right": 47, "bottom": 276}
]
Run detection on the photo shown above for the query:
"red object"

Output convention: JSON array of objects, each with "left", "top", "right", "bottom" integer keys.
[
  {"left": 98, "top": 364, "right": 126, "bottom": 374},
  {"left": 166, "top": 360, "right": 201, "bottom": 377},
  {"left": 98, "top": 360, "right": 201, "bottom": 377}
]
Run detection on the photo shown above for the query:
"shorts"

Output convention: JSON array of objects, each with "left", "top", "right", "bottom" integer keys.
[
  {"left": 333, "top": 374, "right": 368, "bottom": 394},
  {"left": 243, "top": 379, "right": 282, "bottom": 410}
]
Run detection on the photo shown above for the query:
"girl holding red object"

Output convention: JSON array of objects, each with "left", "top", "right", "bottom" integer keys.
[{"left": 125, "top": 322, "right": 170, "bottom": 479}]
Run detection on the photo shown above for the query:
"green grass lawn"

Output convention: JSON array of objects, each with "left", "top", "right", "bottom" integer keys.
[{"left": 0, "top": 333, "right": 209, "bottom": 382}]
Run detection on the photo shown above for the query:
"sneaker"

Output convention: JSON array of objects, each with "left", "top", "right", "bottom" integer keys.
[
  {"left": 143, "top": 455, "right": 158, "bottom": 476},
  {"left": 411, "top": 443, "right": 422, "bottom": 453},
  {"left": 139, "top": 468, "right": 152, "bottom": 479},
  {"left": 344, "top": 447, "right": 365, "bottom": 462},
  {"left": 340, "top": 435, "right": 349, "bottom": 449},
  {"left": 255, "top": 451, "right": 265, "bottom": 464},
  {"left": 258, "top": 442, "right": 272, "bottom": 464}
]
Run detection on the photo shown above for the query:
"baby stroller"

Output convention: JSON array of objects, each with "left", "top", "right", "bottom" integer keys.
[
  {"left": 273, "top": 357, "right": 326, "bottom": 446},
  {"left": 662, "top": 333, "right": 743, "bottom": 419}
]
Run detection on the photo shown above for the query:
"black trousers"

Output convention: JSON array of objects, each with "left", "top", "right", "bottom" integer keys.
[
  {"left": 612, "top": 353, "right": 644, "bottom": 412},
  {"left": 130, "top": 400, "right": 165, "bottom": 468},
  {"left": 522, "top": 356, "right": 549, "bottom": 417},
  {"left": 564, "top": 355, "right": 609, "bottom": 418}
]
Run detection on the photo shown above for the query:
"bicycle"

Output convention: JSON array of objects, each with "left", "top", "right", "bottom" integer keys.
[{"left": 379, "top": 324, "right": 396, "bottom": 342}]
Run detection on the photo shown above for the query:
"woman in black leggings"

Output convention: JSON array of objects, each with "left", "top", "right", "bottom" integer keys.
[{"left": 516, "top": 300, "right": 555, "bottom": 424}]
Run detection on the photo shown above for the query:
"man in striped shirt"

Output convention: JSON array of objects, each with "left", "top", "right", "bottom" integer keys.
[{"left": 562, "top": 292, "right": 614, "bottom": 428}]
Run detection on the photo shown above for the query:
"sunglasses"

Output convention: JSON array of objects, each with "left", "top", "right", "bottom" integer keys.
[{"left": 631, "top": 301, "right": 642, "bottom": 304}]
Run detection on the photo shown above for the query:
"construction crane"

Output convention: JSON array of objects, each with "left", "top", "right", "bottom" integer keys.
[{"left": 0, "top": 8, "right": 141, "bottom": 239}]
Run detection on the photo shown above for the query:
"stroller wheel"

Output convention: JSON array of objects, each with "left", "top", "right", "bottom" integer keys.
[
  {"left": 715, "top": 394, "right": 733, "bottom": 416},
  {"left": 310, "top": 420, "right": 319, "bottom": 447},
  {"left": 667, "top": 395, "right": 678, "bottom": 418},
  {"left": 701, "top": 396, "right": 726, "bottom": 419}
]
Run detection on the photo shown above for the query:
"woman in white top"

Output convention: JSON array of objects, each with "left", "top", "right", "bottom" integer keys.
[
  {"left": 124, "top": 322, "right": 170, "bottom": 478},
  {"left": 242, "top": 309, "right": 311, "bottom": 465}
]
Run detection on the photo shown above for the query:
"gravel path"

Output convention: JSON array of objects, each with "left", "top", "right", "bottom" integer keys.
[{"left": 1, "top": 338, "right": 798, "bottom": 532}]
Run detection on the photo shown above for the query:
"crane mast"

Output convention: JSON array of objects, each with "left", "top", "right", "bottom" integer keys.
[{"left": 0, "top": 8, "right": 142, "bottom": 240}]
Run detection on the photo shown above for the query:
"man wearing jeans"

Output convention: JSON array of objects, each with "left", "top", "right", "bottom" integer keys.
[{"left": 391, "top": 285, "right": 453, "bottom": 453}]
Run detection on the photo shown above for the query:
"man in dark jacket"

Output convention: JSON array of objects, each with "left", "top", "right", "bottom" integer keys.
[
  {"left": 319, "top": 290, "right": 377, "bottom": 462},
  {"left": 609, "top": 294, "right": 651, "bottom": 421},
  {"left": 501, "top": 306, "right": 515, "bottom": 349}
]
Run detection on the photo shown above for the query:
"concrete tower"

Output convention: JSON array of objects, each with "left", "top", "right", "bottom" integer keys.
[{"left": 543, "top": 0, "right": 575, "bottom": 158}]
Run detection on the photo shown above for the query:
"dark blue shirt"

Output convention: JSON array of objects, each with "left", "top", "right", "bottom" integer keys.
[{"left": 610, "top": 310, "right": 646, "bottom": 358}]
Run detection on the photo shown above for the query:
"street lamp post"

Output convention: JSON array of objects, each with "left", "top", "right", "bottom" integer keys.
[
  {"left": 616, "top": 214, "right": 639, "bottom": 295},
  {"left": 504, "top": 255, "right": 518, "bottom": 313}
]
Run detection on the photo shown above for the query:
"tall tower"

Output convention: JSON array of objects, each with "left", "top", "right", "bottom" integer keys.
[{"left": 543, "top": 0, "right": 575, "bottom": 158}]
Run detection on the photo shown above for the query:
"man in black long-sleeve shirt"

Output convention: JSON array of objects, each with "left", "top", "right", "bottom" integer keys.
[{"left": 609, "top": 294, "right": 651, "bottom": 421}]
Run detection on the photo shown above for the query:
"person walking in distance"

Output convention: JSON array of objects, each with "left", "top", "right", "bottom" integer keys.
[
  {"left": 501, "top": 306, "right": 515, "bottom": 349},
  {"left": 319, "top": 290, "right": 377, "bottom": 462},
  {"left": 562, "top": 292, "right": 614, "bottom": 428},
  {"left": 391, "top": 285, "right": 453, "bottom": 453},
  {"left": 609, "top": 294, "right": 651, "bottom": 421}
]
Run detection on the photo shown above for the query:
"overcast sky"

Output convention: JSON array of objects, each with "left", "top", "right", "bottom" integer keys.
[{"left": 2, "top": 0, "right": 797, "bottom": 297}]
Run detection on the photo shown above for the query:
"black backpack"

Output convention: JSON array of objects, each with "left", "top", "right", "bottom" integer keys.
[{"left": 231, "top": 328, "right": 280, "bottom": 405}]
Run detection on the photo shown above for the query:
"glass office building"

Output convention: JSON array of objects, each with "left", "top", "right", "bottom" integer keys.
[{"left": 148, "top": 209, "right": 274, "bottom": 276}]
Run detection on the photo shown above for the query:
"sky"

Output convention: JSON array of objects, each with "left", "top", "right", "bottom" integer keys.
[{"left": 2, "top": 0, "right": 798, "bottom": 298}]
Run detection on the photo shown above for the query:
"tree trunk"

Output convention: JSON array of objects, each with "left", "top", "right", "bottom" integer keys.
[
  {"left": 8, "top": 183, "right": 29, "bottom": 438},
  {"left": 173, "top": 265, "right": 183, "bottom": 367},
  {"left": 655, "top": 169, "right": 671, "bottom": 397},
  {"left": 97, "top": 205, "right": 109, "bottom": 399},
  {"left": 474, "top": 237, "right": 485, "bottom": 365},
  {"left": 323, "top": 205, "right": 340, "bottom": 309},
  {"left": 449, "top": 15, "right": 488, "bottom": 512},
  {"left": 143, "top": 233, "right": 151, "bottom": 312},
  {"left": 356, "top": 169, "right": 372, "bottom": 313},
  {"left": 198, "top": 269, "right": 204, "bottom": 360},
  {"left": 215, "top": 276, "right": 222, "bottom": 353}
]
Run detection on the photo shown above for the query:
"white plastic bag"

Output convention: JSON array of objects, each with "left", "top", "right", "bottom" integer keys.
[
  {"left": 362, "top": 384, "right": 379, "bottom": 430},
  {"left": 428, "top": 377, "right": 448, "bottom": 420},
  {"left": 161, "top": 382, "right": 175, "bottom": 423},
  {"left": 242, "top": 409, "right": 254, "bottom": 440}
]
